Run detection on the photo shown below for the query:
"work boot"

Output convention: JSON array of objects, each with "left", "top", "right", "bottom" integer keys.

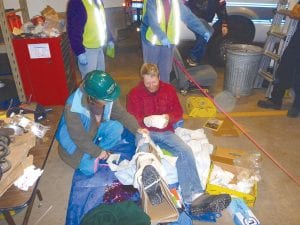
[
  {"left": 180, "top": 82, "right": 198, "bottom": 95},
  {"left": 180, "top": 82, "right": 208, "bottom": 96},
  {"left": 190, "top": 193, "right": 231, "bottom": 215},
  {"left": 257, "top": 98, "right": 282, "bottom": 110},
  {"left": 287, "top": 107, "right": 300, "bottom": 118},
  {"left": 142, "top": 165, "right": 163, "bottom": 206}
]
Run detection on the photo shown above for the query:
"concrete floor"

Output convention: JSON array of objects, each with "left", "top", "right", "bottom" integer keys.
[{"left": 1, "top": 26, "right": 300, "bottom": 225}]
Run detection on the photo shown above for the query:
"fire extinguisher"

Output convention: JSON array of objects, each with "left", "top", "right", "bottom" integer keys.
[{"left": 6, "top": 12, "right": 22, "bottom": 32}]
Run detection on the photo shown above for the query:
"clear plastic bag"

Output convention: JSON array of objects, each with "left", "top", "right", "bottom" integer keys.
[
  {"left": 233, "top": 152, "right": 262, "bottom": 183},
  {"left": 8, "top": 113, "right": 49, "bottom": 138}
]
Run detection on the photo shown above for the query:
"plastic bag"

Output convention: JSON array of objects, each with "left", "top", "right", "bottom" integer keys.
[{"left": 233, "top": 152, "right": 262, "bottom": 182}]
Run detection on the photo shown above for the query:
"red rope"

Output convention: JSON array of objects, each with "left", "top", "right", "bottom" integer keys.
[{"left": 173, "top": 57, "right": 300, "bottom": 186}]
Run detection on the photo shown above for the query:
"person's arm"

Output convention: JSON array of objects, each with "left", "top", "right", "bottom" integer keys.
[
  {"left": 111, "top": 100, "right": 140, "bottom": 133},
  {"left": 101, "top": 0, "right": 114, "bottom": 43},
  {"left": 180, "top": 1, "right": 214, "bottom": 42},
  {"left": 215, "top": 0, "right": 228, "bottom": 23},
  {"left": 215, "top": 0, "right": 228, "bottom": 35},
  {"left": 67, "top": 0, "right": 87, "bottom": 56},
  {"left": 144, "top": 0, "right": 168, "bottom": 42},
  {"left": 126, "top": 89, "right": 146, "bottom": 127},
  {"left": 64, "top": 105, "right": 102, "bottom": 158}
]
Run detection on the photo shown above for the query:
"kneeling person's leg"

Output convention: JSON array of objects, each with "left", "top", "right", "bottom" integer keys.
[{"left": 96, "top": 120, "right": 124, "bottom": 149}]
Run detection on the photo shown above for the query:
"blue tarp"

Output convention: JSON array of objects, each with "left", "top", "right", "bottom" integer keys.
[
  {"left": 65, "top": 129, "right": 139, "bottom": 225},
  {"left": 64, "top": 128, "right": 220, "bottom": 225}
]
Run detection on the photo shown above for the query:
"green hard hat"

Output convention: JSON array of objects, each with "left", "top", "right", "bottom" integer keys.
[{"left": 83, "top": 70, "right": 120, "bottom": 101}]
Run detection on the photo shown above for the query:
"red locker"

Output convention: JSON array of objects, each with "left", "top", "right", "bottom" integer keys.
[{"left": 12, "top": 34, "right": 77, "bottom": 106}]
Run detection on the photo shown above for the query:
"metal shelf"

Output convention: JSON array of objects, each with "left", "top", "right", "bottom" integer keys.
[{"left": 0, "top": 0, "right": 30, "bottom": 102}]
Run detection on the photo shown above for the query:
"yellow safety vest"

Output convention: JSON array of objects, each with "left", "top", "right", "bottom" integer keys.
[
  {"left": 82, "top": 0, "right": 107, "bottom": 48},
  {"left": 143, "top": 0, "right": 180, "bottom": 45}
]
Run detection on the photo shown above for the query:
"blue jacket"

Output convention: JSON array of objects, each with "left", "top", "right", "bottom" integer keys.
[
  {"left": 56, "top": 87, "right": 139, "bottom": 169},
  {"left": 56, "top": 88, "right": 112, "bottom": 155},
  {"left": 185, "top": 0, "right": 228, "bottom": 23}
]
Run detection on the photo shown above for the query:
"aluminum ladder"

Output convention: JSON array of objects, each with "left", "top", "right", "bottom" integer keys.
[{"left": 253, "top": 0, "right": 299, "bottom": 97}]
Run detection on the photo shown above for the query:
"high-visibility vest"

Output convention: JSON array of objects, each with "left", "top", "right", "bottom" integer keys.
[
  {"left": 82, "top": 0, "right": 107, "bottom": 48},
  {"left": 143, "top": 0, "right": 181, "bottom": 45}
]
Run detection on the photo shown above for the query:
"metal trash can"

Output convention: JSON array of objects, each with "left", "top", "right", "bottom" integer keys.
[{"left": 224, "top": 44, "right": 263, "bottom": 96}]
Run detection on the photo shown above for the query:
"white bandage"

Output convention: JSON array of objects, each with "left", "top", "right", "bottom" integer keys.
[{"left": 143, "top": 115, "right": 168, "bottom": 129}]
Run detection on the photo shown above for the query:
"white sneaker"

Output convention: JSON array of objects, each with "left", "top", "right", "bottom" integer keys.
[{"left": 0, "top": 81, "right": 5, "bottom": 88}]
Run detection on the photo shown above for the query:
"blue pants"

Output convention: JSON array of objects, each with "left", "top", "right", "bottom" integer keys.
[
  {"left": 142, "top": 40, "right": 175, "bottom": 83},
  {"left": 189, "top": 33, "right": 207, "bottom": 63},
  {"left": 78, "top": 47, "right": 105, "bottom": 78},
  {"left": 78, "top": 120, "right": 123, "bottom": 175},
  {"left": 137, "top": 131, "right": 203, "bottom": 203}
]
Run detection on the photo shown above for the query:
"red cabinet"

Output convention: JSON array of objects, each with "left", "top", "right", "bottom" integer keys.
[{"left": 12, "top": 34, "right": 77, "bottom": 106}]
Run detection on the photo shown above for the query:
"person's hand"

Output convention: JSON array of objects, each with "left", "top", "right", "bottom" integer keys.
[
  {"left": 137, "top": 128, "right": 149, "bottom": 135},
  {"left": 78, "top": 53, "right": 88, "bottom": 65},
  {"left": 161, "top": 114, "right": 169, "bottom": 128},
  {"left": 221, "top": 23, "right": 228, "bottom": 36},
  {"left": 161, "top": 37, "right": 171, "bottom": 48},
  {"left": 107, "top": 41, "right": 114, "bottom": 48},
  {"left": 97, "top": 151, "right": 110, "bottom": 160}
]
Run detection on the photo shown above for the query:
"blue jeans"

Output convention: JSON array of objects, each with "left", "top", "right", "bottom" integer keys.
[
  {"left": 137, "top": 131, "right": 203, "bottom": 203},
  {"left": 78, "top": 47, "right": 105, "bottom": 78},
  {"left": 189, "top": 33, "right": 207, "bottom": 63},
  {"left": 79, "top": 120, "right": 123, "bottom": 175},
  {"left": 142, "top": 40, "right": 175, "bottom": 83}
]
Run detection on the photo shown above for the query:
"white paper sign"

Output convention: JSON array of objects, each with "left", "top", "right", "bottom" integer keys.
[{"left": 27, "top": 43, "right": 51, "bottom": 59}]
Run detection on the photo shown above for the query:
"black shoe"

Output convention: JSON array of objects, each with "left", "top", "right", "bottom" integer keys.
[
  {"left": 142, "top": 165, "right": 163, "bottom": 206},
  {"left": 186, "top": 58, "right": 198, "bottom": 67},
  {"left": 179, "top": 82, "right": 208, "bottom": 95},
  {"left": 180, "top": 89, "right": 188, "bottom": 96},
  {"left": 287, "top": 107, "right": 300, "bottom": 118},
  {"left": 257, "top": 99, "right": 281, "bottom": 110},
  {"left": 190, "top": 193, "right": 231, "bottom": 215}
]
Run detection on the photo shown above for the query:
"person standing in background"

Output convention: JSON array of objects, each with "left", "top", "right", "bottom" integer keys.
[
  {"left": 185, "top": 0, "right": 228, "bottom": 66},
  {"left": 67, "top": 0, "right": 114, "bottom": 78},
  {"left": 141, "top": 0, "right": 214, "bottom": 83},
  {"left": 257, "top": 4, "right": 300, "bottom": 118}
]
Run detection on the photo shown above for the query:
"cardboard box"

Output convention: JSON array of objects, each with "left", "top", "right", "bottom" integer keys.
[
  {"left": 227, "top": 198, "right": 260, "bottom": 225},
  {"left": 233, "top": 209, "right": 260, "bottom": 225},
  {"left": 0, "top": 131, "right": 35, "bottom": 197},
  {"left": 206, "top": 161, "right": 257, "bottom": 207},
  {"left": 142, "top": 179, "right": 179, "bottom": 223},
  {"left": 211, "top": 147, "right": 246, "bottom": 165},
  {"left": 0, "top": 156, "right": 33, "bottom": 196}
]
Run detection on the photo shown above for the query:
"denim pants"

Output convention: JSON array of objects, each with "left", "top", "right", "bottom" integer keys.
[
  {"left": 78, "top": 47, "right": 105, "bottom": 78},
  {"left": 78, "top": 120, "right": 123, "bottom": 175},
  {"left": 142, "top": 40, "right": 175, "bottom": 83},
  {"left": 189, "top": 33, "right": 207, "bottom": 63},
  {"left": 137, "top": 131, "right": 203, "bottom": 203}
]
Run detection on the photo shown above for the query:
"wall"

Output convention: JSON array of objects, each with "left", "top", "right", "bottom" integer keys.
[
  {"left": 3, "top": 0, "right": 124, "bottom": 18},
  {"left": 3, "top": 0, "right": 127, "bottom": 39}
]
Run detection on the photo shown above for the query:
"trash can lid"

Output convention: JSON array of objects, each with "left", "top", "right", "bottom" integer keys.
[{"left": 226, "top": 44, "right": 263, "bottom": 56}]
